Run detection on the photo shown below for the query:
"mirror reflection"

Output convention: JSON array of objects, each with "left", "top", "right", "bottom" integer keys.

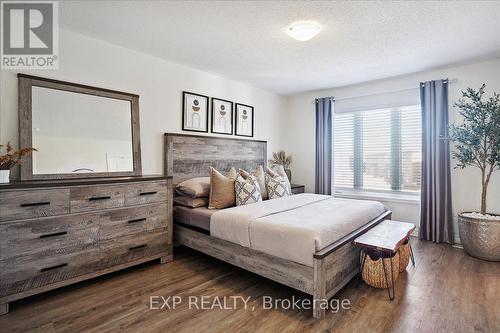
[{"left": 31, "top": 87, "right": 134, "bottom": 175}]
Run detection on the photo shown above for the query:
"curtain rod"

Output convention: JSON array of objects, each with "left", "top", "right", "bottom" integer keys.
[{"left": 313, "top": 78, "right": 458, "bottom": 103}]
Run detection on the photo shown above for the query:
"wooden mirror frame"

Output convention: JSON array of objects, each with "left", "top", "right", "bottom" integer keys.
[{"left": 18, "top": 74, "right": 142, "bottom": 180}]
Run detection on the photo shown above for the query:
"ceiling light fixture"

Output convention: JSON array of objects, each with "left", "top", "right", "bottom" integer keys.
[{"left": 287, "top": 21, "right": 321, "bottom": 41}]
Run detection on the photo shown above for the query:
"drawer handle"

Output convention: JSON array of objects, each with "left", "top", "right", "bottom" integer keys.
[
  {"left": 40, "top": 263, "right": 68, "bottom": 272},
  {"left": 139, "top": 191, "right": 157, "bottom": 196},
  {"left": 129, "top": 244, "right": 147, "bottom": 251},
  {"left": 128, "top": 218, "right": 147, "bottom": 224},
  {"left": 20, "top": 201, "right": 50, "bottom": 207},
  {"left": 88, "top": 195, "right": 111, "bottom": 201},
  {"left": 40, "top": 231, "right": 68, "bottom": 239}
]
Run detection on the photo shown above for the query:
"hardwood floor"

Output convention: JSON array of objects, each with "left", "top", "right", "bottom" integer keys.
[{"left": 1, "top": 238, "right": 499, "bottom": 333}]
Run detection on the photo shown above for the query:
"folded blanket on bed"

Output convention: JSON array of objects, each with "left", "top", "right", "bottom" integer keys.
[{"left": 210, "top": 194, "right": 386, "bottom": 267}]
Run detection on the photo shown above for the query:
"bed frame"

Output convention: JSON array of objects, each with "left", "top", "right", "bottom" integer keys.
[{"left": 164, "top": 133, "right": 391, "bottom": 319}]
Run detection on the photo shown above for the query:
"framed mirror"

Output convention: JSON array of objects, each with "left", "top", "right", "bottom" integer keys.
[{"left": 18, "top": 74, "right": 142, "bottom": 180}]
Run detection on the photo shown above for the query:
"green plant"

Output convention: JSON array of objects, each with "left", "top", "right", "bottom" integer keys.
[
  {"left": 0, "top": 142, "right": 37, "bottom": 170},
  {"left": 271, "top": 151, "right": 291, "bottom": 169},
  {"left": 449, "top": 84, "right": 500, "bottom": 215}
]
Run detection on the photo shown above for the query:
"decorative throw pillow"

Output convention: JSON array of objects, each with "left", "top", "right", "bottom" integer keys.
[
  {"left": 235, "top": 174, "right": 263, "bottom": 206},
  {"left": 208, "top": 167, "right": 238, "bottom": 209},
  {"left": 266, "top": 167, "right": 278, "bottom": 178},
  {"left": 266, "top": 174, "right": 291, "bottom": 199},
  {"left": 176, "top": 177, "right": 211, "bottom": 198},
  {"left": 173, "top": 195, "right": 209, "bottom": 208},
  {"left": 267, "top": 165, "right": 291, "bottom": 194},
  {"left": 239, "top": 165, "right": 268, "bottom": 200}
]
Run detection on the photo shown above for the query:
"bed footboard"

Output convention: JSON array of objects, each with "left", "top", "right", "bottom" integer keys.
[
  {"left": 312, "top": 210, "right": 392, "bottom": 319},
  {"left": 312, "top": 241, "right": 361, "bottom": 318}
]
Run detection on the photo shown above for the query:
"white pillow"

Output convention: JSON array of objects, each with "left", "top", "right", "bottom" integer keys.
[
  {"left": 266, "top": 175, "right": 291, "bottom": 199},
  {"left": 235, "top": 174, "right": 262, "bottom": 206},
  {"left": 266, "top": 165, "right": 291, "bottom": 194}
]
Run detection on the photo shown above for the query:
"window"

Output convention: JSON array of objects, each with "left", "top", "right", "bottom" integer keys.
[{"left": 333, "top": 105, "right": 421, "bottom": 195}]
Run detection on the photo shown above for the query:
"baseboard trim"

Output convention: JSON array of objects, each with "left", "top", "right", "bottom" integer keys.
[{"left": 411, "top": 227, "right": 462, "bottom": 247}]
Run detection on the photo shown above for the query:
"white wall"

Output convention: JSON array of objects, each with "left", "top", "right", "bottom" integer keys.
[
  {"left": 0, "top": 28, "right": 287, "bottom": 177},
  {"left": 284, "top": 58, "right": 500, "bottom": 242}
]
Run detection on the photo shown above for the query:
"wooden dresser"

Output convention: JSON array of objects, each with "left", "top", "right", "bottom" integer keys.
[{"left": 0, "top": 175, "right": 172, "bottom": 314}]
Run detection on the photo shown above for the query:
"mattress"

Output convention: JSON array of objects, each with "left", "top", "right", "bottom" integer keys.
[
  {"left": 210, "top": 193, "right": 386, "bottom": 267},
  {"left": 173, "top": 205, "right": 215, "bottom": 232}
]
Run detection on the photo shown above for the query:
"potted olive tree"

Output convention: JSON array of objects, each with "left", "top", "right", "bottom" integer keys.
[{"left": 449, "top": 84, "right": 499, "bottom": 261}]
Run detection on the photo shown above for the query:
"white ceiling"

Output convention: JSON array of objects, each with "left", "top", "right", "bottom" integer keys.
[{"left": 60, "top": 1, "right": 500, "bottom": 95}]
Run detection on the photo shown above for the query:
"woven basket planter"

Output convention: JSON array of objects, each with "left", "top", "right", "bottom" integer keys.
[
  {"left": 398, "top": 240, "right": 411, "bottom": 272},
  {"left": 362, "top": 251, "right": 400, "bottom": 289}
]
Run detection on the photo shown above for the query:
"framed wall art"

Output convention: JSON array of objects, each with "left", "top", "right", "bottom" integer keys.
[
  {"left": 211, "top": 98, "right": 233, "bottom": 135},
  {"left": 235, "top": 103, "right": 254, "bottom": 137},
  {"left": 182, "top": 91, "right": 209, "bottom": 132}
]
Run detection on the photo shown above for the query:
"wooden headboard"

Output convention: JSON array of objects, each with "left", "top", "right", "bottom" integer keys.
[{"left": 164, "top": 133, "right": 267, "bottom": 184}]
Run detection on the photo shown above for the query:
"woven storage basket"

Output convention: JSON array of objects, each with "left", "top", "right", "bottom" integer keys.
[
  {"left": 361, "top": 251, "right": 400, "bottom": 289},
  {"left": 398, "top": 240, "right": 411, "bottom": 272}
]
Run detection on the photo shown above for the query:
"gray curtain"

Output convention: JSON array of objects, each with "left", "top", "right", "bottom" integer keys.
[
  {"left": 315, "top": 97, "right": 333, "bottom": 195},
  {"left": 419, "top": 80, "right": 453, "bottom": 243}
]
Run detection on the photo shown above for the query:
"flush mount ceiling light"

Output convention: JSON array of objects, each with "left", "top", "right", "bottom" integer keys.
[{"left": 287, "top": 21, "right": 321, "bottom": 41}]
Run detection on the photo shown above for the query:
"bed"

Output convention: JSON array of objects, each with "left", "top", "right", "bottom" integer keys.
[{"left": 165, "top": 133, "right": 391, "bottom": 319}]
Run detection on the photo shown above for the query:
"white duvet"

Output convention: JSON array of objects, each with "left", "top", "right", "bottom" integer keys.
[{"left": 210, "top": 193, "right": 386, "bottom": 267}]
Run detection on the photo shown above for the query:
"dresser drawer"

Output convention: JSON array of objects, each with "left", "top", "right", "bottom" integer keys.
[
  {"left": 0, "top": 189, "right": 69, "bottom": 222},
  {"left": 100, "top": 203, "right": 168, "bottom": 240},
  {"left": 0, "top": 246, "right": 100, "bottom": 297},
  {"left": 0, "top": 214, "right": 99, "bottom": 260},
  {"left": 70, "top": 185, "right": 125, "bottom": 213},
  {"left": 100, "top": 231, "right": 169, "bottom": 268},
  {"left": 125, "top": 181, "right": 168, "bottom": 206}
]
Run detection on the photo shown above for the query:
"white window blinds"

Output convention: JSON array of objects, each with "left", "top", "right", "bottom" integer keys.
[{"left": 333, "top": 105, "right": 421, "bottom": 194}]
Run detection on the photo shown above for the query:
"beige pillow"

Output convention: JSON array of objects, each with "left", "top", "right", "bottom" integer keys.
[
  {"left": 176, "top": 177, "right": 211, "bottom": 198},
  {"left": 239, "top": 165, "right": 268, "bottom": 200},
  {"left": 267, "top": 165, "right": 291, "bottom": 193},
  {"left": 208, "top": 167, "right": 237, "bottom": 209},
  {"left": 173, "top": 195, "right": 209, "bottom": 208}
]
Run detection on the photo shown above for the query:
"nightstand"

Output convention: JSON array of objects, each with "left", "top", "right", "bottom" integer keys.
[{"left": 291, "top": 184, "right": 305, "bottom": 194}]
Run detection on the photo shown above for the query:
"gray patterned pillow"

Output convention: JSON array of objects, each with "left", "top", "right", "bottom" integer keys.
[
  {"left": 235, "top": 174, "right": 263, "bottom": 206},
  {"left": 266, "top": 175, "right": 291, "bottom": 199},
  {"left": 239, "top": 165, "right": 268, "bottom": 200},
  {"left": 267, "top": 165, "right": 291, "bottom": 194}
]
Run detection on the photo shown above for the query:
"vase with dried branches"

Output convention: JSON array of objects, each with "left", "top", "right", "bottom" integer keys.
[
  {"left": 271, "top": 151, "right": 292, "bottom": 181},
  {"left": 0, "top": 142, "right": 37, "bottom": 183}
]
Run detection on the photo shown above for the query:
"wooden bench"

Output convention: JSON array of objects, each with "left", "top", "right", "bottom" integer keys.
[{"left": 353, "top": 220, "right": 416, "bottom": 300}]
